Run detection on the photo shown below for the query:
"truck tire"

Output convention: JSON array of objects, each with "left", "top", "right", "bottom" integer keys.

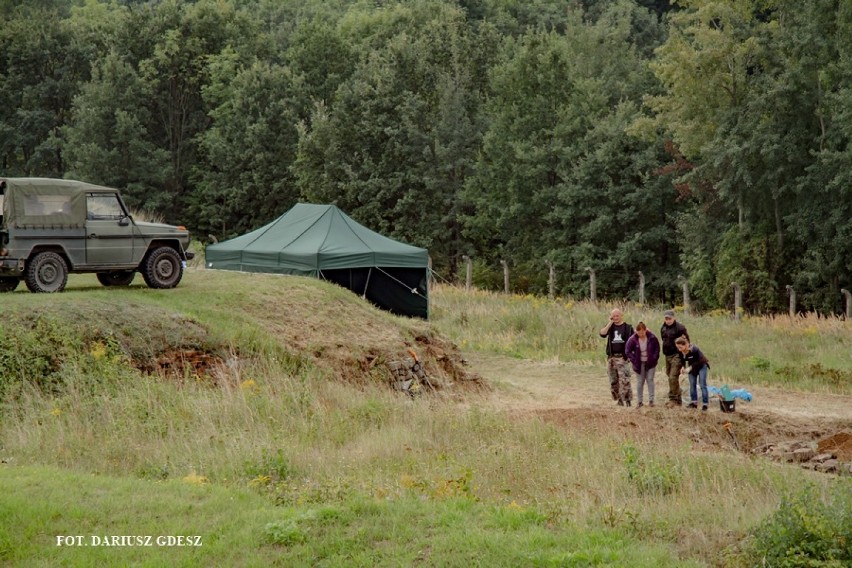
[
  {"left": 0, "top": 277, "right": 19, "bottom": 292},
  {"left": 97, "top": 271, "right": 136, "bottom": 287},
  {"left": 25, "top": 251, "right": 69, "bottom": 293},
  {"left": 141, "top": 246, "right": 183, "bottom": 289}
]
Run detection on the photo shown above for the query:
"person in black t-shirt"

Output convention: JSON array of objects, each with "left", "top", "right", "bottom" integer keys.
[{"left": 599, "top": 308, "right": 634, "bottom": 406}]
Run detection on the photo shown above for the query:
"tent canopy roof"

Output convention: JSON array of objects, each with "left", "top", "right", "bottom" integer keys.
[{"left": 206, "top": 203, "right": 428, "bottom": 274}]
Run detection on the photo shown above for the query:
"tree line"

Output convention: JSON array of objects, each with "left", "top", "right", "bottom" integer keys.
[{"left": 1, "top": 0, "right": 849, "bottom": 314}]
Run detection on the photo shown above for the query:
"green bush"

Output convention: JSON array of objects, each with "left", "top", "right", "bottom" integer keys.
[
  {"left": 747, "top": 356, "right": 771, "bottom": 371},
  {"left": 245, "top": 448, "right": 292, "bottom": 483},
  {"left": 263, "top": 520, "right": 307, "bottom": 546},
  {"left": 743, "top": 481, "right": 852, "bottom": 567},
  {"left": 0, "top": 301, "right": 221, "bottom": 400}
]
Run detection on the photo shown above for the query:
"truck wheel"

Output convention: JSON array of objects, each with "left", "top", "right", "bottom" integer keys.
[
  {"left": 25, "top": 251, "right": 68, "bottom": 293},
  {"left": 141, "top": 246, "right": 183, "bottom": 289},
  {"left": 97, "top": 271, "right": 136, "bottom": 287},
  {"left": 0, "top": 277, "right": 19, "bottom": 292}
]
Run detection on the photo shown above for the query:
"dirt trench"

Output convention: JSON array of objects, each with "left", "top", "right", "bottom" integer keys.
[{"left": 467, "top": 352, "right": 852, "bottom": 473}]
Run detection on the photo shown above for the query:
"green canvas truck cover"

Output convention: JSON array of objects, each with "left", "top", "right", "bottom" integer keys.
[{"left": 2, "top": 177, "right": 106, "bottom": 228}]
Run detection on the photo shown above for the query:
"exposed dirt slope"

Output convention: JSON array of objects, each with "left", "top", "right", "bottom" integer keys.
[
  {"left": 222, "top": 276, "right": 485, "bottom": 393},
  {"left": 0, "top": 273, "right": 483, "bottom": 396}
]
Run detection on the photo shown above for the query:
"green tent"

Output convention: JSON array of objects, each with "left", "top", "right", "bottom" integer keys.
[{"left": 205, "top": 203, "right": 429, "bottom": 318}]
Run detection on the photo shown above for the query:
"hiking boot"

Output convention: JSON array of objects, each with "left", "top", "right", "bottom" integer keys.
[
  {"left": 701, "top": 404, "right": 708, "bottom": 411},
  {"left": 636, "top": 402, "right": 644, "bottom": 408},
  {"left": 648, "top": 401, "right": 655, "bottom": 407},
  {"left": 687, "top": 402, "right": 698, "bottom": 409}
]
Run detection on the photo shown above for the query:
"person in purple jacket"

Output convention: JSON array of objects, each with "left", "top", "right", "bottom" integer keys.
[
  {"left": 624, "top": 322, "right": 660, "bottom": 408},
  {"left": 675, "top": 337, "right": 710, "bottom": 410}
]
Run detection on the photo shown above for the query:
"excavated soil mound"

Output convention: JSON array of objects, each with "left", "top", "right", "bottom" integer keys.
[
  {"left": 237, "top": 278, "right": 487, "bottom": 395},
  {"left": 818, "top": 432, "right": 852, "bottom": 461},
  {"left": 136, "top": 322, "right": 483, "bottom": 395},
  {"left": 518, "top": 407, "right": 852, "bottom": 474},
  {"left": 144, "top": 349, "right": 227, "bottom": 382},
  {"left": 524, "top": 406, "right": 784, "bottom": 452},
  {"left": 335, "top": 330, "right": 487, "bottom": 395}
]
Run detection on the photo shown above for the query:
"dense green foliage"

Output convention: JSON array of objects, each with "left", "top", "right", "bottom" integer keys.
[
  {"left": 740, "top": 481, "right": 852, "bottom": 567},
  {"left": 1, "top": 0, "right": 849, "bottom": 312}
]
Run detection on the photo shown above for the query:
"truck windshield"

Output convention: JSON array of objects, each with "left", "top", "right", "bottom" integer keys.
[{"left": 87, "top": 193, "right": 125, "bottom": 220}]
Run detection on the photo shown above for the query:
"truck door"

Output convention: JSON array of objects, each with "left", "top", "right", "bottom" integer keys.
[{"left": 85, "top": 192, "right": 134, "bottom": 265}]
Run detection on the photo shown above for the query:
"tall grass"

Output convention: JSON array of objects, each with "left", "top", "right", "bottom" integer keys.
[
  {"left": 430, "top": 284, "right": 852, "bottom": 393},
  {"left": 1, "top": 349, "right": 814, "bottom": 562}
]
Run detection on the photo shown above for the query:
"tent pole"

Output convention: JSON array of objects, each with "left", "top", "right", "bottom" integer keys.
[
  {"left": 426, "top": 266, "right": 430, "bottom": 320},
  {"left": 363, "top": 267, "right": 373, "bottom": 298}
]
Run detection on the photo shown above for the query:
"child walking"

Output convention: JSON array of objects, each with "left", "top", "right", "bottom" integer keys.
[{"left": 675, "top": 337, "right": 710, "bottom": 410}]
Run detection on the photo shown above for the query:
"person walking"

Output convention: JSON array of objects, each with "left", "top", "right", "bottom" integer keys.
[
  {"left": 624, "top": 322, "right": 660, "bottom": 408},
  {"left": 599, "top": 308, "right": 634, "bottom": 406},
  {"left": 675, "top": 337, "right": 710, "bottom": 410},
  {"left": 659, "top": 309, "right": 689, "bottom": 408}
]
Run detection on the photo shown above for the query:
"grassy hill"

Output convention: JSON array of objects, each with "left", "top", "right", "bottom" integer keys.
[{"left": 0, "top": 270, "right": 849, "bottom": 567}]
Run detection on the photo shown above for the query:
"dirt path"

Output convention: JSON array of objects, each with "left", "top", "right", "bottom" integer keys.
[
  {"left": 466, "top": 352, "right": 852, "bottom": 463},
  {"left": 468, "top": 352, "right": 852, "bottom": 420}
]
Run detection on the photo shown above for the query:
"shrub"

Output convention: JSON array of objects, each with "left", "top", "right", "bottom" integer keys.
[
  {"left": 245, "top": 448, "right": 292, "bottom": 483},
  {"left": 742, "top": 481, "right": 852, "bottom": 567},
  {"left": 746, "top": 356, "right": 771, "bottom": 371},
  {"left": 263, "top": 520, "right": 306, "bottom": 546}
]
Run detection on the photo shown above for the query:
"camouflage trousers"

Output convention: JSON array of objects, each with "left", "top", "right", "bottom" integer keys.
[
  {"left": 665, "top": 353, "right": 684, "bottom": 404},
  {"left": 607, "top": 356, "right": 632, "bottom": 403}
]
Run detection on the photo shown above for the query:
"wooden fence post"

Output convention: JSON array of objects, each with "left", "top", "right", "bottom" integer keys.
[
  {"left": 732, "top": 282, "right": 742, "bottom": 321},
  {"left": 638, "top": 271, "right": 645, "bottom": 305},
  {"left": 546, "top": 260, "right": 555, "bottom": 300},
  {"left": 586, "top": 267, "right": 596, "bottom": 304},
  {"left": 462, "top": 255, "right": 472, "bottom": 291},
  {"left": 842, "top": 288, "right": 851, "bottom": 319},
  {"left": 786, "top": 285, "right": 796, "bottom": 318},
  {"left": 500, "top": 260, "right": 509, "bottom": 294},
  {"left": 678, "top": 274, "right": 690, "bottom": 314}
]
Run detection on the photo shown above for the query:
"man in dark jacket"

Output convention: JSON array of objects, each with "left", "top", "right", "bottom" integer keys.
[
  {"left": 599, "top": 308, "right": 634, "bottom": 406},
  {"left": 660, "top": 309, "right": 689, "bottom": 407}
]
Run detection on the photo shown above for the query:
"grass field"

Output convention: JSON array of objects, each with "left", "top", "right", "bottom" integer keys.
[{"left": 0, "top": 270, "right": 849, "bottom": 566}]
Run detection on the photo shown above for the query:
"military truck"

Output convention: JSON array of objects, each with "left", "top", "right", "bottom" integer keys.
[{"left": 0, "top": 178, "right": 194, "bottom": 293}]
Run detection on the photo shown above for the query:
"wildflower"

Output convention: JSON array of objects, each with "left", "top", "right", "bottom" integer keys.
[
  {"left": 182, "top": 473, "right": 209, "bottom": 485},
  {"left": 249, "top": 475, "right": 272, "bottom": 488},
  {"left": 90, "top": 341, "right": 107, "bottom": 360}
]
